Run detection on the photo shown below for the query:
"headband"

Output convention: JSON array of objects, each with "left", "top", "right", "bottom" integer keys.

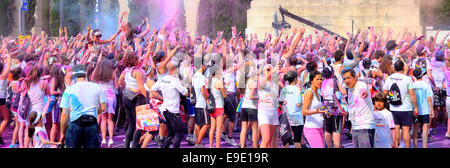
[
  {"left": 72, "top": 70, "right": 87, "bottom": 76},
  {"left": 32, "top": 113, "right": 41, "bottom": 125}
]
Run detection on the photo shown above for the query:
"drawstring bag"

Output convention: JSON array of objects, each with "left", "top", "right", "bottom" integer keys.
[{"left": 136, "top": 104, "right": 160, "bottom": 132}]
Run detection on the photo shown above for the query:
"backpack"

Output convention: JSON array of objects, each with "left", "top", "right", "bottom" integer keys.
[
  {"left": 206, "top": 89, "right": 216, "bottom": 113},
  {"left": 8, "top": 81, "right": 21, "bottom": 110},
  {"left": 189, "top": 85, "right": 196, "bottom": 105},
  {"left": 5, "top": 83, "right": 13, "bottom": 109},
  {"left": 18, "top": 92, "right": 31, "bottom": 121},
  {"left": 388, "top": 82, "right": 402, "bottom": 105}
]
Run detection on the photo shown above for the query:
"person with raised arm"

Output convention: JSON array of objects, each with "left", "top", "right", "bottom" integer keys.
[{"left": 0, "top": 39, "right": 12, "bottom": 145}]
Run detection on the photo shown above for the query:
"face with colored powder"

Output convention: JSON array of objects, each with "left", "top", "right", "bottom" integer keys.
[{"left": 343, "top": 71, "right": 357, "bottom": 88}]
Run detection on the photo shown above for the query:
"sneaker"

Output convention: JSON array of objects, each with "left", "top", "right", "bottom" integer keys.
[
  {"left": 194, "top": 144, "right": 205, "bottom": 148},
  {"left": 107, "top": 139, "right": 114, "bottom": 148},
  {"left": 155, "top": 136, "right": 162, "bottom": 146},
  {"left": 445, "top": 132, "right": 450, "bottom": 138},
  {"left": 431, "top": 129, "right": 437, "bottom": 135},
  {"left": 225, "top": 137, "right": 238, "bottom": 146},
  {"left": 428, "top": 136, "right": 433, "bottom": 142},
  {"left": 221, "top": 133, "right": 229, "bottom": 141},
  {"left": 186, "top": 135, "right": 196, "bottom": 145},
  {"left": 8, "top": 144, "right": 18, "bottom": 148},
  {"left": 101, "top": 139, "right": 107, "bottom": 147},
  {"left": 0, "top": 137, "right": 4, "bottom": 145}
]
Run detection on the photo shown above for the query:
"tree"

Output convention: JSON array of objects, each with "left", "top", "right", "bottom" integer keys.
[
  {"left": 437, "top": 0, "right": 450, "bottom": 26},
  {"left": 49, "top": 0, "right": 60, "bottom": 37},
  {"left": 0, "top": 0, "right": 15, "bottom": 36},
  {"left": 197, "top": 0, "right": 251, "bottom": 39},
  {"left": 128, "top": 0, "right": 149, "bottom": 26},
  {"left": 25, "top": 0, "right": 37, "bottom": 34}
]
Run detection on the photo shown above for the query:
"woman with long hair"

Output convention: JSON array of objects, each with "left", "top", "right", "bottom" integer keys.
[
  {"left": 17, "top": 64, "right": 46, "bottom": 148},
  {"left": 43, "top": 63, "right": 65, "bottom": 146},
  {"left": 239, "top": 63, "right": 260, "bottom": 148},
  {"left": 209, "top": 66, "right": 227, "bottom": 148},
  {"left": 118, "top": 51, "right": 147, "bottom": 148},
  {"left": 92, "top": 59, "right": 118, "bottom": 147},
  {"left": 302, "top": 71, "right": 327, "bottom": 148},
  {"left": 258, "top": 64, "right": 280, "bottom": 148}
]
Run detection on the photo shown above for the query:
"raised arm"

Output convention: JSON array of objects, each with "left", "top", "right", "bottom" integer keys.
[
  {"left": 283, "top": 28, "right": 305, "bottom": 59},
  {"left": 138, "top": 17, "right": 151, "bottom": 39},
  {"left": 99, "top": 28, "right": 122, "bottom": 44}
]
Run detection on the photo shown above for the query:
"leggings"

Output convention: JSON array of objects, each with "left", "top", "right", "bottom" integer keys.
[
  {"left": 303, "top": 127, "right": 324, "bottom": 148},
  {"left": 123, "top": 94, "right": 147, "bottom": 148}
]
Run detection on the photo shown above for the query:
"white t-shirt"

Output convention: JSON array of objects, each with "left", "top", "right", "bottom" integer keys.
[
  {"left": 192, "top": 72, "right": 207, "bottom": 108},
  {"left": 412, "top": 80, "right": 433, "bottom": 115},
  {"left": 280, "top": 85, "right": 303, "bottom": 126},
  {"left": 151, "top": 75, "right": 188, "bottom": 114},
  {"left": 347, "top": 81, "right": 375, "bottom": 130},
  {"left": 431, "top": 61, "right": 446, "bottom": 88},
  {"left": 223, "top": 71, "right": 236, "bottom": 93},
  {"left": 383, "top": 73, "right": 414, "bottom": 112},
  {"left": 374, "top": 109, "right": 395, "bottom": 148},
  {"left": 60, "top": 81, "right": 106, "bottom": 122}
]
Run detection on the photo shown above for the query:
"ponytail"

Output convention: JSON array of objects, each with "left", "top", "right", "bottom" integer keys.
[
  {"left": 28, "top": 126, "right": 35, "bottom": 138},
  {"left": 27, "top": 111, "right": 39, "bottom": 138}
]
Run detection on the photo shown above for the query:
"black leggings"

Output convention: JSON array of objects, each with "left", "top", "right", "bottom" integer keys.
[
  {"left": 163, "top": 111, "right": 184, "bottom": 148},
  {"left": 123, "top": 94, "right": 147, "bottom": 148}
]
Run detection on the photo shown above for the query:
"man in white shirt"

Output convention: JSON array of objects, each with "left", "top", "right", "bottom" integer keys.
[
  {"left": 151, "top": 61, "right": 188, "bottom": 148},
  {"left": 342, "top": 69, "right": 375, "bottom": 148},
  {"left": 383, "top": 60, "right": 419, "bottom": 148},
  {"left": 191, "top": 57, "right": 210, "bottom": 148}
]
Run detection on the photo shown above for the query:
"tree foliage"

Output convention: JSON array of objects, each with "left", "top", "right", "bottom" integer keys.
[
  {"left": 24, "top": 0, "right": 37, "bottom": 34},
  {"left": 197, "top": 0, "right": 251, "bottom": 39},
  {"left": 0, "top": 0, "right": 15, "bottom": 36},
  {"left": 437, "top": 0, "right": 450, "bottom": 26},
  {"left": 128, "top": 0, "right": 149, "bottom": 26}
]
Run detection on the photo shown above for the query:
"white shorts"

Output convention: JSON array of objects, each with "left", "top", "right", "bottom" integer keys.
[{"left": 257, "top": 106, "right": 279, "bottom": 126}]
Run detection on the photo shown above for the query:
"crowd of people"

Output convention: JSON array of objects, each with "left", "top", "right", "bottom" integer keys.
[{"left": 0, "top": 11, "right": 449, "bottom": 148}]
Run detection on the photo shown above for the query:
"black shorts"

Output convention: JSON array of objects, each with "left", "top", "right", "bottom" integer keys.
[
  {"left": 391, "top": 111, "right": 414, "bottom": 127},
  {"left": 224, "top": 92, "right": 238, "bottom": 122},
  {"left": 239, "top": 108, "right": 258, "bottom": 122},
  {"left": 324, "top": 115, "right": 343, "bottom": 134},
  {"left": 291, "top": 125, "right": 303, "bottom": 143},
  {"left": 415, "top": 114, "right": 430, "bottom": 124},
  {"left": 0, "top": 98, "right": 5, "bottom": 106},
  {"left": 194, "top": 108, "right": 210, "bottom": 126}
]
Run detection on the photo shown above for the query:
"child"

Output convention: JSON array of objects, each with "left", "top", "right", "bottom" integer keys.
[
  {"left": 373, "top": 93, "right": 396, "bottom": 148},
  {"left": 280, "top": 71, "right": 303, "bottom": 148},
  {"left": 412, "top": 68, "right": 434, "bottom": 148},
  {"left": 8, "top": 67, "right": 22, "bottom": 148},
  {"left": 27, "top": 111, "right": 61, "bottom": 148}
]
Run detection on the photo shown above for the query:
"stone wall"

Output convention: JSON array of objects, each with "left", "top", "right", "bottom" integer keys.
[{"left": 247, "top": 0, "right": 422, "bottom": 39}]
